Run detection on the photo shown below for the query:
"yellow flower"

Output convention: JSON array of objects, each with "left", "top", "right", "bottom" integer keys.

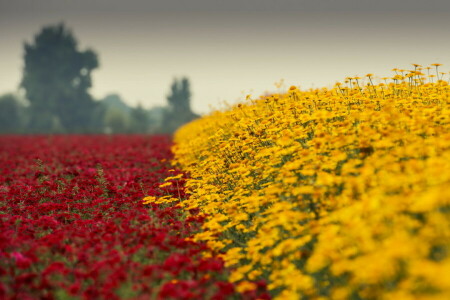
[
  {"left": 142, "top": 196, "right": 156, "bottom": 204},
  {"left": 236, "top": 281, "right": 257, "bottom": 293},
  {"left": 159, "top": 182, "right": 172, "bottom": 187},
  {"left": 164, "top": 174, "right": 183, "bottom": 181},
  {"left": 167, "top": 64, "right": 450, "bottom": 299}
]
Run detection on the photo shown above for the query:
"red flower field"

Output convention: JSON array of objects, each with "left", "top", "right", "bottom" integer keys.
[{"left": 0, "top": 135, "right": 268, "bottom": 300}]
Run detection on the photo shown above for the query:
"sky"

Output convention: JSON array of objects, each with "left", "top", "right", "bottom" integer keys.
[{"left": 1, "top": 0, "right": 450, "bottom": 114}]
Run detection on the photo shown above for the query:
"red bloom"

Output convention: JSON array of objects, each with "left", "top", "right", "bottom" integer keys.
[
  {"left": 11, "top": 252, "right": 32, "bottom": 269},
  {"left": 0, "top": 135, "right": 269, "bottom": 299}
]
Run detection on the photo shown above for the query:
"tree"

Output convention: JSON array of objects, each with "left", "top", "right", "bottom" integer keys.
[
  {"left": 103, "top": 108, "right": 129, "bottom": 134},
  {"left": 161, "top": 77, "right": 199, "bottom": 133},
  {"left": 129, "top": 103, "right": 150, "bottom": 133},
  {"left": 0, "top": 94, "right": 25, "bottom": 133},
  {"left": 21, "top": 23, "right": 100, "bottom": 133},
  {"left": 167, "top": 77, "right": 191, "bottom": 114}
]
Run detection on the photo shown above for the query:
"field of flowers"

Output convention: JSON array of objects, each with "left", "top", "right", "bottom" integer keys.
[
  {"left": 164, "top": 65, "right": 450, "bottom": 299},
  {"left": 0, "top": 135, "right": 268, "bottom": 299}
]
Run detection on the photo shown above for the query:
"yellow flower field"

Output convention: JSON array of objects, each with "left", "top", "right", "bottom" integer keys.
[{"left": 164, "top": 65, "right": 450, "bottom": 299}]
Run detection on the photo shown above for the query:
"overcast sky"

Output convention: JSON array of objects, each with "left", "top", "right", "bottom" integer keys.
[
  {"left": 1, "top": 0, "right": 449, "bottom": 114},
  {"left": 2, "top": 0, "right": 450, "bottom": 12}
]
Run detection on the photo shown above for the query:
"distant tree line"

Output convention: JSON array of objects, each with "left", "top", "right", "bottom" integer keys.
[{"left": 0, "top": 23, "right": 198, "bottom": 134}]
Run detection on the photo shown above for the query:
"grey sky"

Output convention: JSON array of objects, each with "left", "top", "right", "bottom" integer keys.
[
  {"left": 2, "top": 0, "right": 450, "bottom": 12},
  {"left": 1, "top": 1, "right": 450, "bottom": 114}
]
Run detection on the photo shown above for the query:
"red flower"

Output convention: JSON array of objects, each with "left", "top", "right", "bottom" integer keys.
[
  {"left": 0, "top": 135, "right": 269, "bottom": 299},
  {"left": 11, "top": 252, "right": 32, "bottom": 269}
]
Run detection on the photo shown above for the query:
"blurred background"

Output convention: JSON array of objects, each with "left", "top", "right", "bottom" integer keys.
[{"left": 1, "top": 0, "right": 449, "bottom": 134}]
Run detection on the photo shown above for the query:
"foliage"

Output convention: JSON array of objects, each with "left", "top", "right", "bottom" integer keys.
[
  {"left": 103, "top": 107, "right": 130, "bottom": 134},
  {"left": 167, "top": 77, "right": 191, "bottom": 113},
  {"left": 0, "top": 93, "right": 25, "bottom": 133},
  {"left": 129, "top": 104, "right": 151, "bottom": 133},
  {"left": 4, "top": 23, "right": 199, "bottom": 134},
  {"left": 21, "top": 23, "right": 100, "bottom": 133},
  {"left": 147, "top": 106, "right": 170, "bottom": 132},
  {"left": 97, "top": 94, "right": 169, "bottom": 134},
  {"left": 161, "top": 77, "right": 199, "bottom": 134},
  {"left": 100, "top": 94, "right": 132, "bottom": 115},
  {"left": 164, "top": 65, "right": 450, "bottom": 299}
]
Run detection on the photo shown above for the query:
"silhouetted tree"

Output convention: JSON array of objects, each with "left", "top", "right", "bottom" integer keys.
[
  {"left": 103, "top": 108, "right": 129, "bottom": 134},
  {"left": 0, "top": 94, "right": 24, "bottom": 133},
  {"left": 129, "top": 103, "right": 150, "bottom": 133},
  {"left": 167, "top": 77, "right": 191, "bottom": 113},
  {"left": 21, "top": 23, "right": 100, "bottom": 133},
  {"left": 146, "top": 106, "right": 167, "bottom": 132},
  {"left": 161, "top": 77, "right": 199, "bottom": 133},
  {"left": 100, "top": 94, "right": 132, "bottom": 115}
]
